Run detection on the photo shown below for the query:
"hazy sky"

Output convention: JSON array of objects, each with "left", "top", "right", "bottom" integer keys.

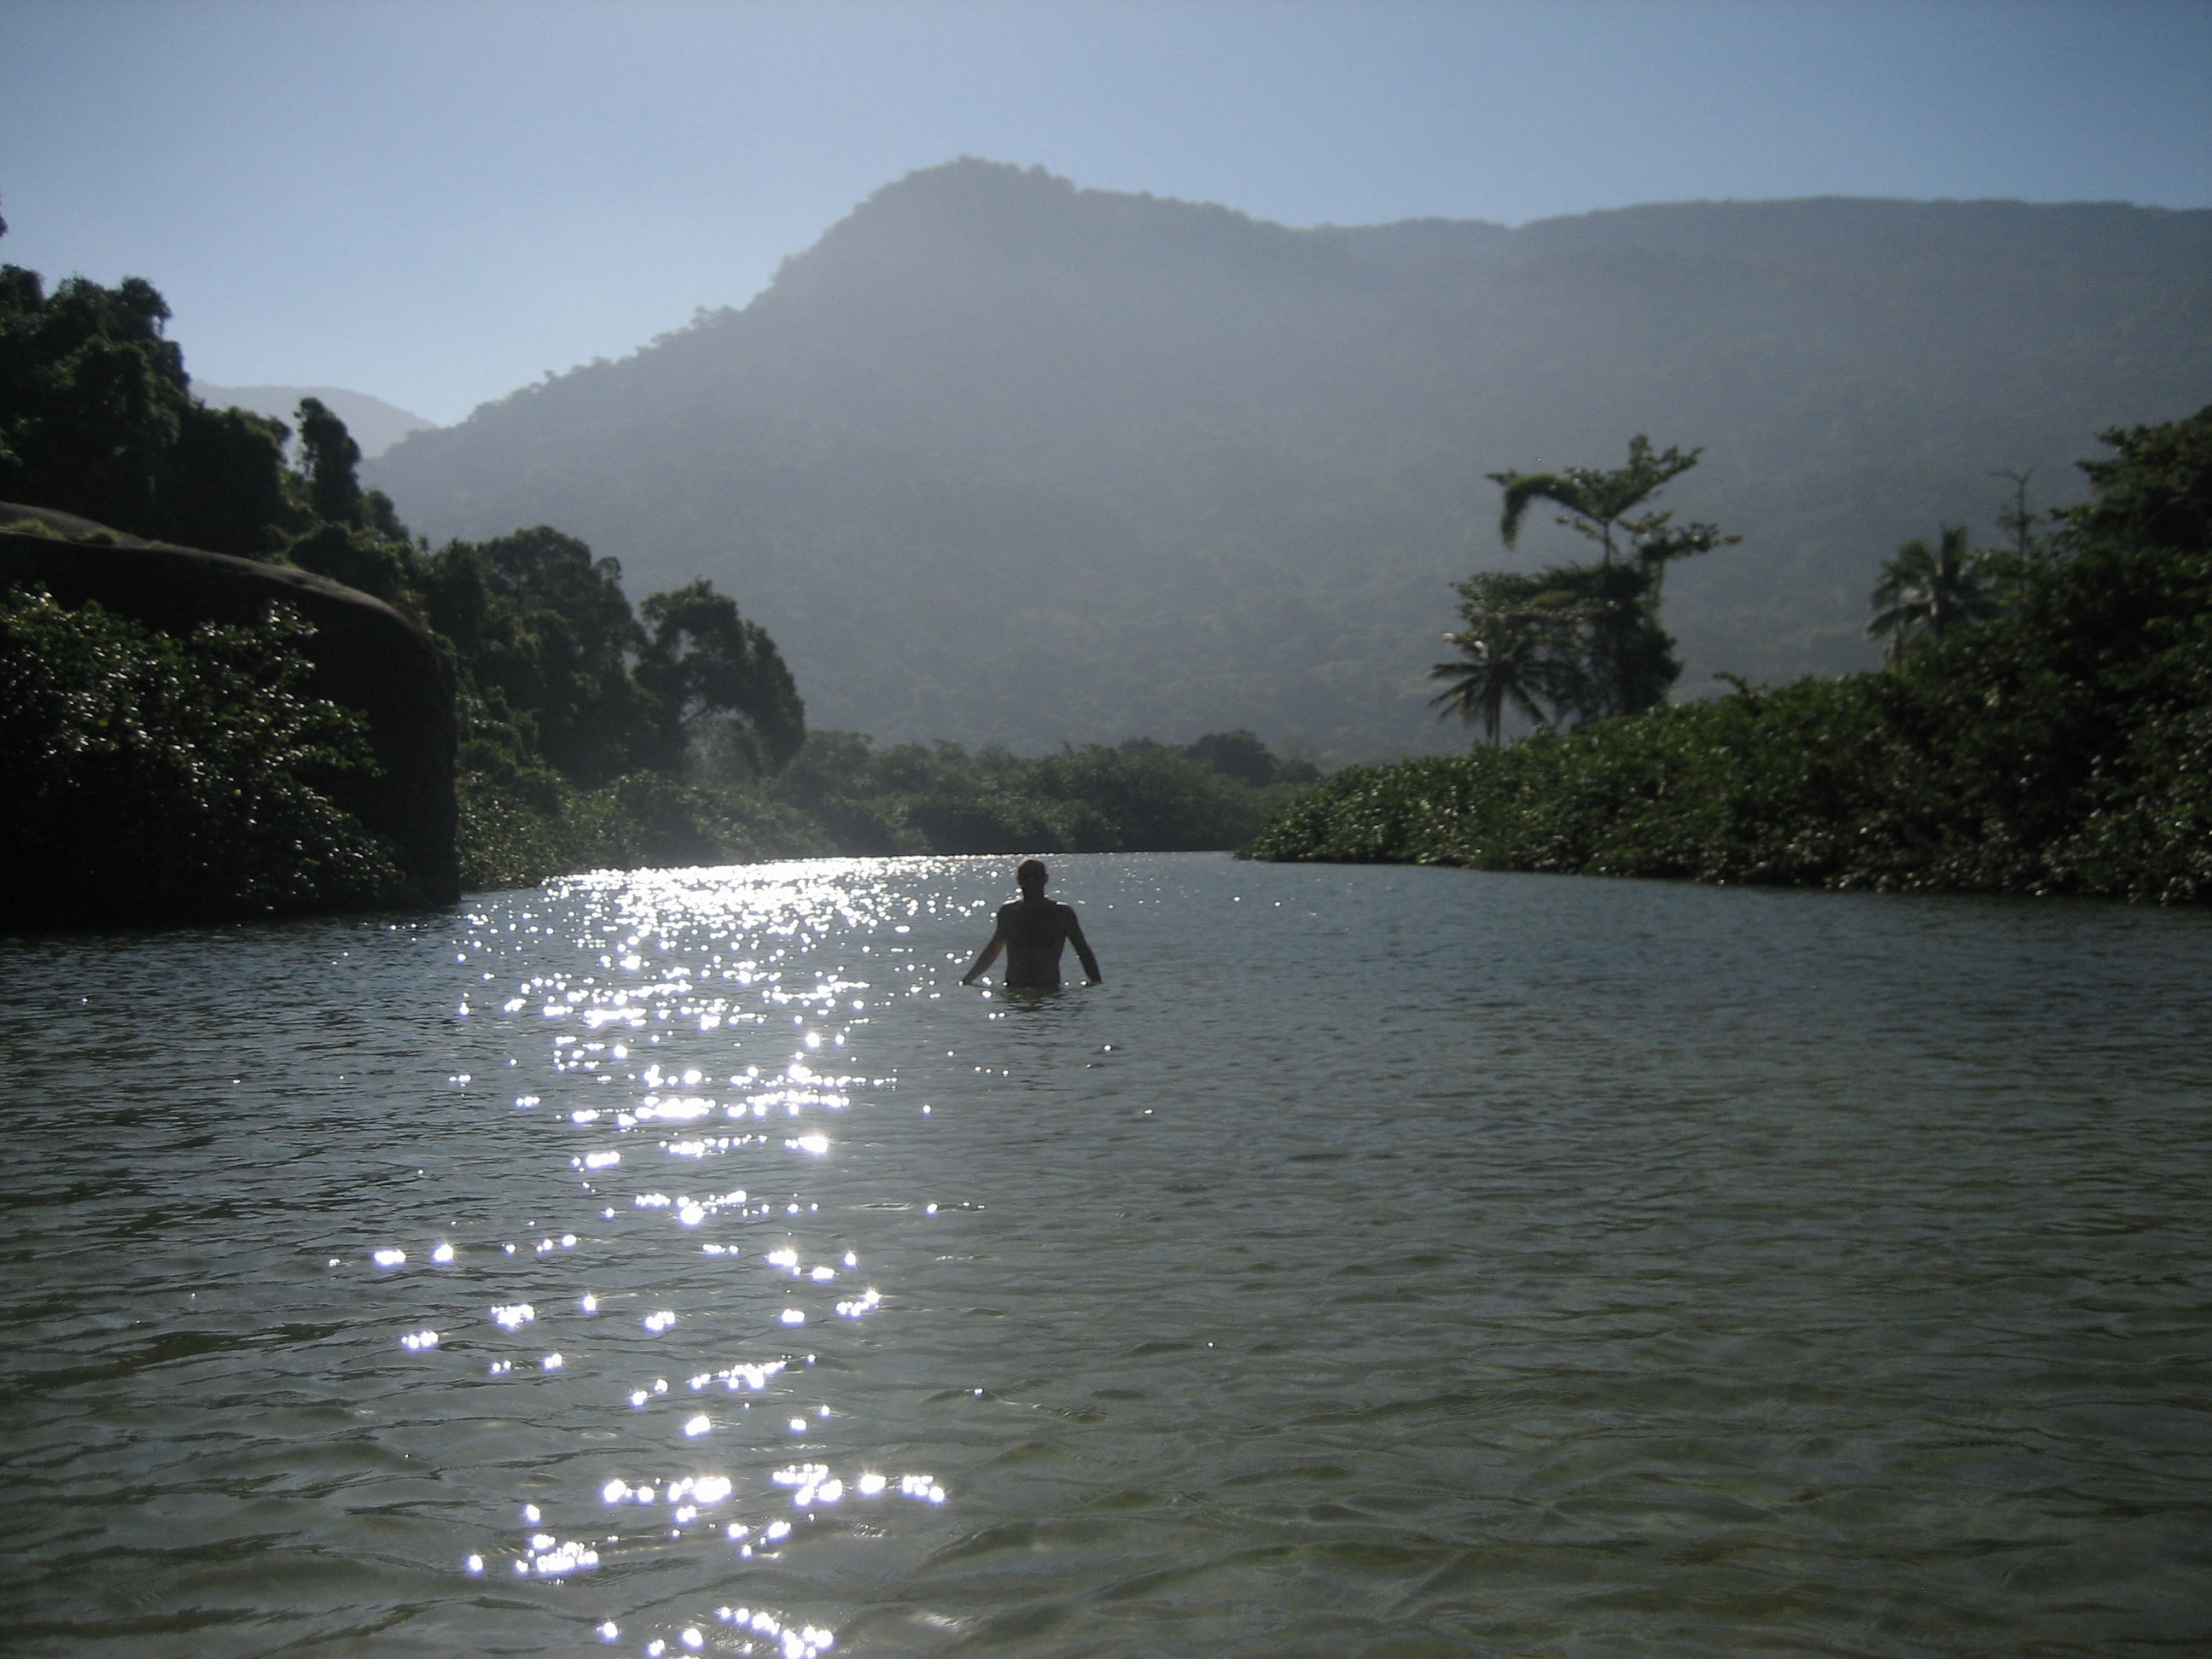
[{"left": 4, "top": 0, "right": 2207, "bottom": 425}]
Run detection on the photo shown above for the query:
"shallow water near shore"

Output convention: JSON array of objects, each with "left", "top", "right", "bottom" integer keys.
[{"left": 3, "top": 853, "right": 2209, "bottom": 1657}]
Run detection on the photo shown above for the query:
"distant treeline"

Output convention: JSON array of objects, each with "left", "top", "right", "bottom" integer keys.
[
  {"left": 1247, "top": 408, "right": 2212, "bottom": 905},
  {"left": 496, "top": 726, "right": 1318, "bottom": 888}
]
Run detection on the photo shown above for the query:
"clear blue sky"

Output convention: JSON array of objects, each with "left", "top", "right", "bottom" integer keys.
[{"left": 4, "top": 0, "right": 2207, "bottom": 425}]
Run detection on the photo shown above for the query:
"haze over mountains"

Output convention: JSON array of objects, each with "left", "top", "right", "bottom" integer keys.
[{"left": 370, "top": 159, "right": 2212, "bottom": 757}]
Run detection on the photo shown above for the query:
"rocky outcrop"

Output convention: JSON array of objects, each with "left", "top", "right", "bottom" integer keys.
[{"left": 1, "top": 503, "right": 459, "bottom": 908}]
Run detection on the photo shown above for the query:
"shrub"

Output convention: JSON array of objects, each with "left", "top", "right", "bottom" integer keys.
[{"left": 0, "top": 588, "right": 399, "bottom": 926}]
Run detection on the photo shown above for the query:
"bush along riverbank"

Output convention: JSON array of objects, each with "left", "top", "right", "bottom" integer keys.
[
  {"left": 1245, "top": 407, "right": 2212, "bottom": 904},
  {"left": 0, "top": 588, "right": 402, "bottom": 927}
]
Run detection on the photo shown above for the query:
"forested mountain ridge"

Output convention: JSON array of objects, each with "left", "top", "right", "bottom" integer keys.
[{"left": 370, "top": 159, "right": 2212, "bottom": 756}]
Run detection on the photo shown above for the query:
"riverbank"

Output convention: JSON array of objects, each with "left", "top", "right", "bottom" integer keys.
[{"left": 1246, "top": 408, "right": 2212, "bottom": 904}]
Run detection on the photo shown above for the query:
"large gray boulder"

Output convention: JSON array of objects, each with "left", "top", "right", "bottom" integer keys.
[{"left": 1, "top": 503, "right": 459, "bottom": 908}]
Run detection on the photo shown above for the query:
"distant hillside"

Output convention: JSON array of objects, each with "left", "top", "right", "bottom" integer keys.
[
  {"left": 370, "top": 160, "right": 2212, "bottom": 757},
  {"left": 198, "top": 385, "right": 435, "bottom": 459}
]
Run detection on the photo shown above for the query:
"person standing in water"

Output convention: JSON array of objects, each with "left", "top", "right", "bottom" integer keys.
[{"left": 960, "top": 859, "right": 1103, "bottom": 988}]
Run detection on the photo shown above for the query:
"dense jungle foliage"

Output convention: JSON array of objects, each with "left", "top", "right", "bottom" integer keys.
[
  {"left": 0, "top": 253, "right": 781, "bottom": 905},
  {"left": 1247, "top": 408, "right": 2212, "bottom": 904},
  {"left": 0, "top": 588, "right": 399, "bottom": 925}
]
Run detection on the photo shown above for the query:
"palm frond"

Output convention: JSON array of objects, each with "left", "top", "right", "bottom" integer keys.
[{"left": 1487, "top": 471, "right": 1587, "bottom": 550}]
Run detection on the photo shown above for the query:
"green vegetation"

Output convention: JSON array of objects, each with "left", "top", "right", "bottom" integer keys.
[
  {"left": 1248, "top": 410, "right": 2212, "bottom": 905},
  {"left": 0, "top": 265, "right": 292, "bottom": 556},
  {"left": 16, "top": 201, "right": 2207, "bottom": 911},
  {"left": 416, "top": 532, "right": 1311, "bottom": 888},
  {"left": 452, "top": 725, "right": 1318, "bottom": 891},
  {"left": 769, "top": 729, "right": 1313, "bottom": 856},
  {"left": 1433, "top": 436, "right": 1734, "bottom": 737},
  {"left": 1866, "top": 524, "right": 2002, "bottom": 662},
  {"left": 0, "top": 589, "right": 399, "bottom": 926},
  {"left": 4, "top": 249, "right": 1311, "bottom": 910},
  {"left": 2, "top": 253, "right": 810, "bottom": 906}
]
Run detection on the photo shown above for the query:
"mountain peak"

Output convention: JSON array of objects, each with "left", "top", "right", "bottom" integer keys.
[{"left": 773, "top": 156, "right": 1320, "bottom": 303}]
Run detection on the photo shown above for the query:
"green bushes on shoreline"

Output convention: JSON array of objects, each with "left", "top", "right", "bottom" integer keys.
[
  {"left": 0, "top": 591, "right": 399, "bottom": 926},
  {"left": 1247, "top": 409, "right": 2212, "bottom": 904}
]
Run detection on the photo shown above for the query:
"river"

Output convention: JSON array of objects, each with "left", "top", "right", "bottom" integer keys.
[{"left": 3, "top": 853, "right": 2208, "bottom": 1656}]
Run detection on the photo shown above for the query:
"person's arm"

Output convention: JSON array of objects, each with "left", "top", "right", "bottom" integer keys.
[
  {"left": 960, "top": 920, "right": 1007, "bottom": 984},
  {"left": 1064, "top": 910, "right": 1102, "bottom": 984}
]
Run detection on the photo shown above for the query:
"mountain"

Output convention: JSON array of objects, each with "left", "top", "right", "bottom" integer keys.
[
  {"left": 196, "top": 385, "right": 436, "bottom": 459},
  {"left": 368, "top": 159, "right": 2212, "bottom": 758}
]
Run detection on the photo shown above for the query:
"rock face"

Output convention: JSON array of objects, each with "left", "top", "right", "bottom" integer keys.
[{"left": 0, "top": 503, "right": 459, "bottom": 908}]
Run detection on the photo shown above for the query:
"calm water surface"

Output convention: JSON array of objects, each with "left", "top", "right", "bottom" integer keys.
[{"left": 3, "top": 854, "right": 2209, "bottom": 1657}]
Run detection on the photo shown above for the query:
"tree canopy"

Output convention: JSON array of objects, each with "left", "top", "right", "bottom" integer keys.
[
  {"left": 1, "top": 255, "right": 810, "bottom": 898},
  {"left": 0, "top": 263, "right": 290, "bottom": 555},
  {"left": 1436, "top": 436, "right": 1735, "bottom": 733},
  {"left": 637, "top": 579, "right": 806, "bottom": 778},
  {"left": 1867, "top": 525, "right": 2000, "bottom": 662}
]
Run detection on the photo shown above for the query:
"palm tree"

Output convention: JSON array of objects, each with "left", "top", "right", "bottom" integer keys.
[
  {"left": 1429, "top": 575, "right": 1559, "bottom": 745},
  {"left": 1868, "top": 525, "right": 2000, "bottom": 663},
  {"left": 1482, "top": 436, "right": 1738, "bottom": 720}
]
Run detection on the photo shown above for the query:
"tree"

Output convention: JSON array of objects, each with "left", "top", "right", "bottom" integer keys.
[
  {"left": 1464, "top": 436, "right": 1737, "bottom": 724},
  {"left": 0, "top": 267, "right": 189, "bottom": 533},
  {"left": 637, "top": 579, "right": 806, "bottom": 777},
  {"left": 282, "top": 400, "right": 422, "bottom": 604},
  {"left": 1867, "top": 525, "right": 2000, "bottom": 663},
  {"left": 419, "top": 526, "right": 660, "bottom": 787},
  {"left": 1491, "top": 434, "right": 1714, "bottom": 568},
  {"left": 1185, "top": 730, "right": 1276, "bottom": 785},
  {"left": 296, "top": 396, "right": 364, "bottom": 527},
  {"left": 1993, "top": 468, "right": 2040, "bottom": 564},
  {"left": 158, "top": 404, "right": 292, "bottom": 556},
  {"left": 0, "top": 259, "right": 299, "bottom": 556},
  {"left": 2067, "top": 410, "right": 2212, "bottom": 556},
  {"left": 1429, "top": 573, "right": 1563, "bottom": 745}
]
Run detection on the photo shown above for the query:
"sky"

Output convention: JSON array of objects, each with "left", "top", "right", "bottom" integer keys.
[{"left": 3, "top": 0, "right": 2208, "bottom": 426}]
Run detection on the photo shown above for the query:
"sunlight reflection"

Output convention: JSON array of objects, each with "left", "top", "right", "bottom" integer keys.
[{"left": 421, "top": 861, "right": 969, "bottom": 1655}]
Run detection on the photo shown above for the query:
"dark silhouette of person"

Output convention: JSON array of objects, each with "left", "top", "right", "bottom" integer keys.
[{"left": 960, "top": 859, "right": 1102, "bottom": 988}]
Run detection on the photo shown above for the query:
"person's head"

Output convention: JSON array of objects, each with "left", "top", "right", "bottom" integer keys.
[{"left": 1016, "top": 858, "right": 1048, "bottom": 895}]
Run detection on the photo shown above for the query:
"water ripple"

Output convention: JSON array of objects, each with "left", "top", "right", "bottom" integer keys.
[{"left": 2, "top": 858, "right": 2209, "bottom": 1655}]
